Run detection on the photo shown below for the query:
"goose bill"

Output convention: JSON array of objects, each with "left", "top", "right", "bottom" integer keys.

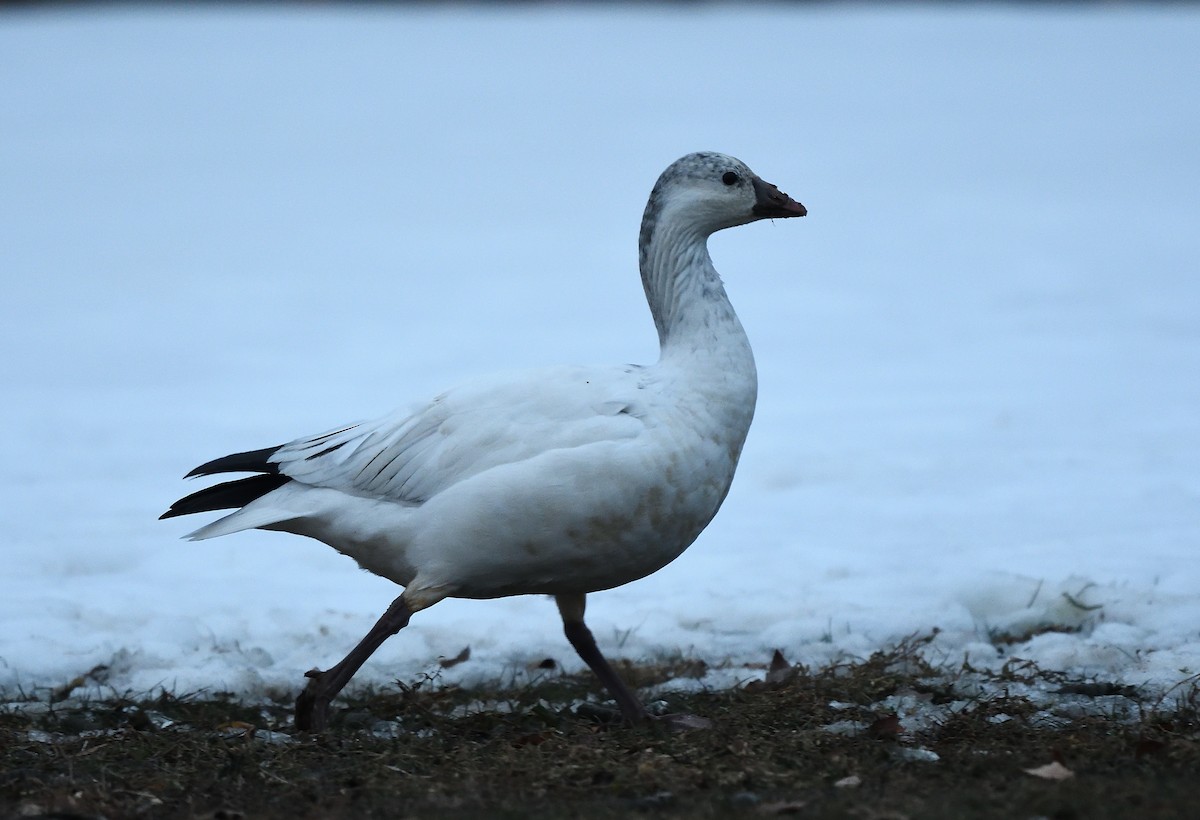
[{"left": 751, "top": 176, "right": 807, "bottom": 218}]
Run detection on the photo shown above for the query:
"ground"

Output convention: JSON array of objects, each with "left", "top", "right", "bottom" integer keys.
[{"left": 4, "top": 637, "right": 1198, "bottom": 819}]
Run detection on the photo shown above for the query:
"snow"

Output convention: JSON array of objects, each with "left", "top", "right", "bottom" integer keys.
[{"left": 2, "top": 3, "right": 1198, "bottom": 702}]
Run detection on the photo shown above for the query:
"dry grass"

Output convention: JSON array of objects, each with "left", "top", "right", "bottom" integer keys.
[{"left": 4, "top": 636, "right": 1199, "bottom": 819}]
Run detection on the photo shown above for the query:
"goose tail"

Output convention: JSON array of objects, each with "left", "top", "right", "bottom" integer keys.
[{"left": 162, "top": 445, "right": 299, "bottom": 539}]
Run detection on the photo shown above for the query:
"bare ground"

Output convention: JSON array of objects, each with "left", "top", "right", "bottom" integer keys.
[{"left": 4, "top": 636, "right": 1199, "bottom": 819}]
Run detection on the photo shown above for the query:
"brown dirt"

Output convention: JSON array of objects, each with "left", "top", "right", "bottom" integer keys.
[{"left": 3, "top": 637, "right": 1198, "bottom": 819}]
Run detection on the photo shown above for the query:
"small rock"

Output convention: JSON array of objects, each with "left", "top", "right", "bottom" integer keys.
[
  {"left": 632, "top": 790, "right": 674, "bottom": 810},
  {"left": 730, "top": 791, "right": 760, "bottom": 807}
]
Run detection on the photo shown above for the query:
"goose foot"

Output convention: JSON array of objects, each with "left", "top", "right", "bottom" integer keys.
[
  {"left": 293, "top": 595, "right": 413, "bottom": 732},
  {"left": 295, "top": 668, "right": 334, "bottom": 731}
]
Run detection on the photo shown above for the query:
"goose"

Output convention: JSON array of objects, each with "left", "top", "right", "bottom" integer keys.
[{"left": 162, "top": 152, "right": 806, "bottom": 730}]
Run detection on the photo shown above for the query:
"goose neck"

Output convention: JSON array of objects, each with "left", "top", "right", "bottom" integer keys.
[{"left": 639, "top": 220, "right": 746, "bottom": 357}]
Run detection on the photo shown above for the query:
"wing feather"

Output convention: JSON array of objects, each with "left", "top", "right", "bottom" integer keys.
[{"left": 269, "top": 365, "right": 648, "bottom": 505}]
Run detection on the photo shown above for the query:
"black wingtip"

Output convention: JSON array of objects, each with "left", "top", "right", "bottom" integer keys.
[
  {"left": 162, "top": 474, "right": 291, "bottom": 519},
  {"left": 184, "top": 445, "right": 284, "bottom": 479}
]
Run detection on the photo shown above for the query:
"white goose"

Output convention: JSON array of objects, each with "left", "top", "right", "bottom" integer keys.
[{"left": 163, "top": 152, "right": 806, "bottom": 730}]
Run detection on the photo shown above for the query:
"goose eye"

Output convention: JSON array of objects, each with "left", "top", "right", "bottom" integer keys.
[{"left": 721, "top": 171, "right": 740, "bottom": 186}]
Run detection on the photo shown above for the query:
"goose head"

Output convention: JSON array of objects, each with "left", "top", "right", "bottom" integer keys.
[{"left": 642, "top": 152, "right": 807, "bottom": 242}]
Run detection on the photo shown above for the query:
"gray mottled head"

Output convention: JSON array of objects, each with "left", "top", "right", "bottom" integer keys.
[{"left": 640, "top": 152, "right": 806, "bottom": 250}]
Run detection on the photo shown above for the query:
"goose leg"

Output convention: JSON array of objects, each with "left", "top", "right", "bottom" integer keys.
[
  {"left": 295, "top": 594, "right": 413, "bottom": 731},
  {"left": 556, "top": 593, "right": 712, "bottom": 730},
  {"left": 556, "top": 592, "right": 650, "bottom": 724}
]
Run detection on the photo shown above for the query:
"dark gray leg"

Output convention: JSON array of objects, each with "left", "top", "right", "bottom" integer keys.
[
  {"left": 555, "top": 593, "right": 712, "bottom": 731},
  {"left": 556, "top": 593, "right": 649, "bottom": 723},
  {"left": 295, "top": 594, "right": 413, "bottom": 731}
]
